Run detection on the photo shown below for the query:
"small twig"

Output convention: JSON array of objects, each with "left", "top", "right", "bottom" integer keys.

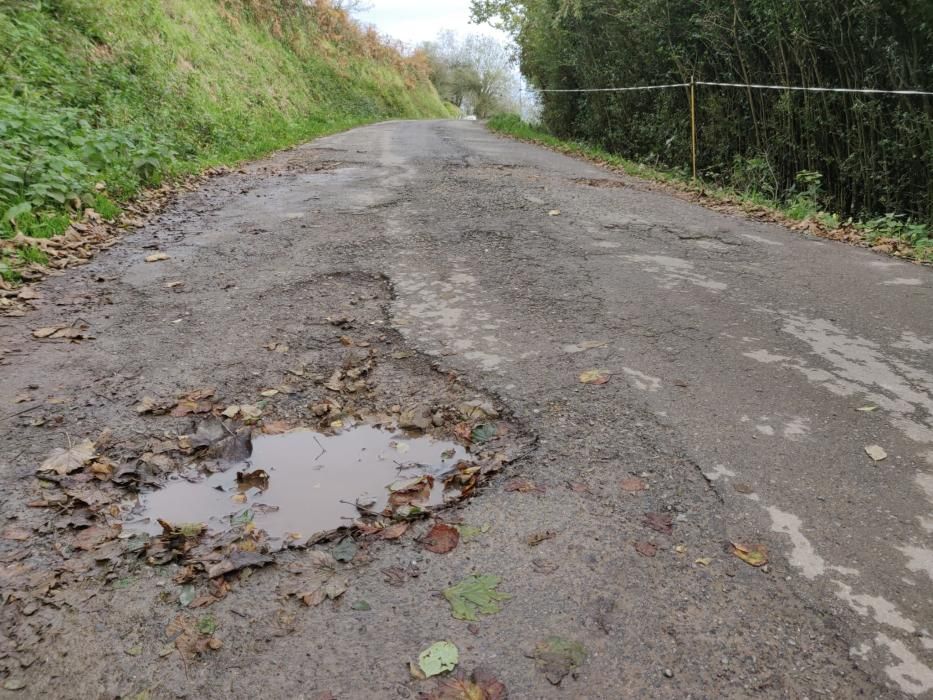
[
  {"left": 0, "top": 404, "right": 39, "bottom": 423},
  {"left": 313, "top": 436, "right": 327, "bottom": 461},
  {"left": 338, "top": 499, "right": 383, "bottom": 518}
]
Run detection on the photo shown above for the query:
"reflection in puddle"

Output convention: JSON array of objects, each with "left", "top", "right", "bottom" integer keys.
[{"left": 132, "top": 426, "right": 469, "bottom": 547}]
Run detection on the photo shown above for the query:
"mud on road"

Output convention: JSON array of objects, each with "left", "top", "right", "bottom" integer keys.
[{"left": 1, "top": 120, "right": 930, "bottom": 698}]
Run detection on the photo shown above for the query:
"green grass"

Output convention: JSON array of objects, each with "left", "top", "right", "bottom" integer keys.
[
  {"left": 488, "top": 114, "right": 932, "bottom": 262},
  {"left": 0, "top": 0, "right": 449, "bottom": 274}
]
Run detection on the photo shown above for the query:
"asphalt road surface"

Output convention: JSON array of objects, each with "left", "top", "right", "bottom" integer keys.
[{"left": 1, "top": 120, "right": 931, "bottom": 698}]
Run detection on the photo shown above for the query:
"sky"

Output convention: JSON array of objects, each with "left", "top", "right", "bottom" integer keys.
[{"left": 354, "top": 0, "right": 507, "bottom": 48}]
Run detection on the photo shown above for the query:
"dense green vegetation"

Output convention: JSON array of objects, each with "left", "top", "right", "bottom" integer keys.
[
  {"left": 489, "top": 114, "right": 932, "bottom": 261},
  {"left": 474, "top": 0, "right": 933, "bottom": 227},
  {"left": 0, "top": 0, "right": 451, "bottom": 281}
]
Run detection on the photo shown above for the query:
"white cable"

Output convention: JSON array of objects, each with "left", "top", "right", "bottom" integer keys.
[
  {"left": 697, "top": 81, "right": 933, "bottom": 96},
  {"left": 534, "top": 81, "right": 933, "bottom": 97}
]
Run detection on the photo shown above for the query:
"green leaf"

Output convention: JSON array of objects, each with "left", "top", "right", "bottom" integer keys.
[
  {"left": 470, "top": 423, "right": 498, "bottom": 443},
  {"left": 351, "top": 600, "right": 371, "bottom": 611},
  {"left": 196, "top": 615, "right": 217, "bottom": 635},
  {"left": 179, "top": 584, "right": 196, "bottom": 607},
  {"left": 532, "top": 636, "right": 587, "bottom": 685},
  {"left": 3, "top": 201, "right": 31, "bottom": 223},
  {"left": 418, "top": 641, "right": 459, "bottom": 678},
  {"left": 333, "top": 537, "right": 358, "bottom": 563},
  {"left": 443, "top": 574, "right": 510, "bottom": 621},
  {"left": 454, "top": 523, "right": 491, "bottom": 541}
]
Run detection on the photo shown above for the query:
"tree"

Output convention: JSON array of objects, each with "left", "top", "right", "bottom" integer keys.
[{"left": 420, "top": 32, "right": 518, "bottom": 118}]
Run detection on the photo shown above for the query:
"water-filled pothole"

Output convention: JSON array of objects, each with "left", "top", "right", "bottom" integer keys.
[{"left": 132, "top": 426, "right": 469, "bottom": 548}]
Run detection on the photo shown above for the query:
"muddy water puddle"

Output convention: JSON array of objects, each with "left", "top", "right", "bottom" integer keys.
[{"left": 132, "top": 426, "right": 468, "bottom": 547}]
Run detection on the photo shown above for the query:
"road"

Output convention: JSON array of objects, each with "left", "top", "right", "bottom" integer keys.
[{"left": 1, "top": 119, "right": 931, "bottom": 698}]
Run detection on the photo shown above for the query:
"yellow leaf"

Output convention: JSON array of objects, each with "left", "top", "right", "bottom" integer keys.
[
  {"left": 579, "top": 369, "right": 611, "bottom": 385},
  {"left": 730, "top": 543, "right": 768, "bottom": 567}
]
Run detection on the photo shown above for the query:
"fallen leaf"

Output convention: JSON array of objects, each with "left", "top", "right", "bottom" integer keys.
[
  {"left": 566, "top": 481, "right": 591, "bottom": 493},
  {"left": 392, "top": 350, "right": 415, "bottom": 360},
  {"left": 261, "top": 420, "right": 291, "bottom": 435},
  {"left": 733, "top": 482, "right": 755, "bottom": 494},
  {"left": 865, "top": 445, "right": 888, "bottom": 462},
  {"left": 239, "top": 405, "right": 262, "bottom": 423},
  {"left": 265, "top": 342, "right": 289, "bottom": 354},
  {"left": 454, "top": 523, "right": 490, "bottom": 541},
  {"left": 634, "top": 541, "right": 658, "bottom": 557},
  {"left": 470, "top": 423, "right": 498, "bottom": 443},
  {"left": 548, "top": 209, "right": 561, "bottom": 216},
  {"left": 421, "top": 523, "right": 460, "bottom": 554},
  {"left": 504, "top": 479, "right": 545, "bottom": 494},
  {"left": 424, "top": 667, "right": 507, "bottom": 700},
  {"left": 145, "top": 252, "right": 169, "bottom": 262},
  {"left": 579, "top": 369, "right": 611, "bottom": 385},
  {"left": 207, "top": 551, "right": 274, "bottom": 579},
  {"left": 1, "top": 527, "right": 31, "bottom": 541},
  {"left": 32, "top": 324, "right": 92, "bottom": 341},
  {"left": 621, "top": 477, "right": 647, "bottom": 493},
  {"left": 14, "top": 393, "right": 31, "bottom": 403},
  {"left": 531, "top": 636, "right": 587, "bottom": 685},
  {"left": 260, "top": 389, "right": 279, "bottom": 398},
  {"left": 443, "top": 574, "right": 510, "bottom": 621},
  {"left": 332, "top": 538, "right": 358, "bottom": 563},
  {"left": 125, "top": 645, "right": 142, "bottom": 657},
  {"left": 351, "top": 600, "right": 372, "bottom": 611},
  {"left": 695, "top": 557, "right": 713, "bottom": 567},
  {"left": 642, "top": 512, "right": 673, "bottom": 535},
  {"left": 3, "top": 679, "right": 26, "bottom": 691},
  {"left": 527, "top": 530, "right": 557, "bottom": 547},
  {"left": 856, "top": 406, "right": 878, "bottom": 413},
  {"left": 380, "top": 521, "right": 410, "bottom": 540},
  {"left": 38, "top": 439, "right": 95, "bottom": 475},
  {"left": 164, "top": 281, "right": 184, "bottom": 289},
  {"left": 532, "top": 558, "right": 560, "bottom": 574},
  {"left": 419, "top": 641, "right": 460, "bottom": 678},
  {"left": 179, "top": 585, "right": 197, "bottom": 607},
  {"left": 730, "top": 543, "right": 768, "bottom": 567}
]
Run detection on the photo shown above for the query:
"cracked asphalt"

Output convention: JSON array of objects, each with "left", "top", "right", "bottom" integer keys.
[{"left": 1, "top": 119, "right": 932, "bottom": 698}]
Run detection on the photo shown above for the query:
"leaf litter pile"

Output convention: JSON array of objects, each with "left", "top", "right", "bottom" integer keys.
[{"left": 0, "top": 313, "right": 532, "bottom": 691}]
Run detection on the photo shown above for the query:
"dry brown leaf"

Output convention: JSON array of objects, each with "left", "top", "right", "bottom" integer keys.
[
  {"left": 634, "top": 541, "right": 658, "bottom": 557},
  {"left": 621, "top": 477, "right": 647, "bottom": 493},
  {"left": 504, "top": 479, "right": 545, "bottom": 494},
  {"left": 38, "top": 440, "right": 95, "bottom": 475},
  {"left": 380, "top": 522, "right": 410, "bottom": 540},
  {"left": 642, "top": 512, "right": 673, "bottom": 535},
  {"left": 527, "top": 530, "right": 557, "bottom": 547},
  {"left": 422, "top": 523, "right": 460, "bottom": 554},
  {"left": 145, "top": 252, "right": 169, "bottom": 262}
]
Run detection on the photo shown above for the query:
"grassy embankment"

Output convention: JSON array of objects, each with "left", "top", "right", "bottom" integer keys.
[
  {"left": 0, "top": 0, "right": 456, "bottom": 283},
  {"left": 488, "top": 114, "right": 932, "bottom": 262}
]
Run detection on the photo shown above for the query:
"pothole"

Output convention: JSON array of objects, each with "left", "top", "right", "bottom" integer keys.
[{"left": 130, "top": 425, "right": 470, "bottom": 549}]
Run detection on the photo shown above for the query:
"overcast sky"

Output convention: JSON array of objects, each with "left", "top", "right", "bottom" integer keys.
[{"left": 355, "top": 0, "right": 506, "bottom": 47}]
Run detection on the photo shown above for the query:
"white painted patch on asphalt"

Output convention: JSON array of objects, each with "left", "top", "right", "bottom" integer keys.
[
  {"left": 874, "top": 633, "right": 933, "bottom": 695},
  {"left": 742, "top": 233, "right": 783, "bottom": 246},
  {"left": 783, "top": 416, "right": 810, "bottom": 440},
  {"left": 899, "top": 546, "right": 933, "bottom": 582},
  {"left": 704, "top": 464, "right": 736, "bottom": 481},
  {"left": 778, "top": 314, "right": 933, "bottom": 450},
  {"left": 834, "top": 582, "right": 916, "bottom": 632},
  {"left": 620, "top": 254, "right": 728, "bottom": 292},
  {"left": 622, "top": 367, "right": 661, "bottom": 392},
  {"left": 767, "top": 507, "right": 826, "bottom": 579},
  {"left": 893, "top": 332, "right": 933, "bottom": 352},
  {"left": 883, "top": 278, "right": 923, "bottom": 286},
  {"left": 591, "top": 240, "right": 622, "bottom": 248},
  {"left": 744, "top": 349, "right": 791, "bottom": 364}
]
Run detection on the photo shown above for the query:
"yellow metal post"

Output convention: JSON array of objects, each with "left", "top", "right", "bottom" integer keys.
[{"left": 690, "top": 76, "right": 698, "bottom": 180}]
